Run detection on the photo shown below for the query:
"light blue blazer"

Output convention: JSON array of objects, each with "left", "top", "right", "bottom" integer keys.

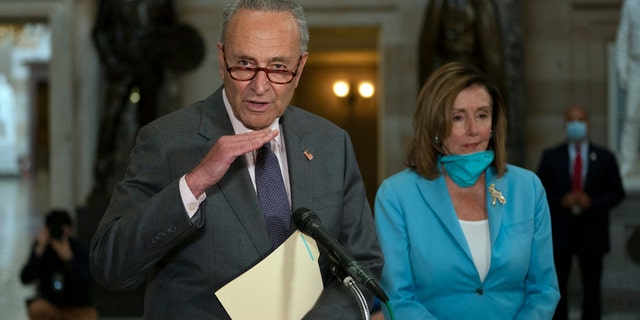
[{"left": 375, "top": 165, "right": 559, "bottom": 319}]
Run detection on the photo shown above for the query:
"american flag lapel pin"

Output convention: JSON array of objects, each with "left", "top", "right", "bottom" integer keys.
[{"left": 303, "top": 149, "right": 313, "bottom": 160}]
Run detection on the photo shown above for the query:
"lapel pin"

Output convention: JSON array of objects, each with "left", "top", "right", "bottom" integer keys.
[
  {"left": 489, "top": 184, "right": 506, "bottom": 207},
  {"left": 590, "top": 152, "right": 597, "bottom": 161},
  {"left": 303, "top": 149, "right": 314, "bottom": 161}
]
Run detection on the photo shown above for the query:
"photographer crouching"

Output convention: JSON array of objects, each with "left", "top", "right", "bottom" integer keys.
[{"left": 20, "top": 209, "right": 97, "bottom": 320}]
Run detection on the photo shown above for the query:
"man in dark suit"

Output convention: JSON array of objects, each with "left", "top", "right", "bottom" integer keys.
[
  {"left": 89, "top": 0, "right": 383, "bottom": 319},
  {"left": 537, "top": 106, "right": 625, "bottom": 320}
]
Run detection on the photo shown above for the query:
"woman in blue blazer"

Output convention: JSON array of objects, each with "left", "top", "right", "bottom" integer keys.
[{"left": 375, "top": 62, "right": 560, "bottom": 319}]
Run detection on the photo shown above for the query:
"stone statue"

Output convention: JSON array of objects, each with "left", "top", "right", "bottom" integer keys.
[
  {"left": 0, "top": 73, "right": 16, "bottom": 143},
  {"left": 419, "top": 0, "right": 505, "bottom": 95},
  {"left": 90, "top": 0, "right": 205, "bottom": 199},
  {"left": 616, "top": 0, "right": 640, "bottom": 177},
  {"left": 0, "top": 73, "right": 19, "bottom": 175}
]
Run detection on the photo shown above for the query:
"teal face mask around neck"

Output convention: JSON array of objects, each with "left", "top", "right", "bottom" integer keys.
[{"left": 439, "top": 150, "right": 495, "bottom": 188}]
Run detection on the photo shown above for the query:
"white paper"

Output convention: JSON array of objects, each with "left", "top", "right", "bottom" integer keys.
[{"left": 215, "top": 231, "right": 323, "bottom": 319}]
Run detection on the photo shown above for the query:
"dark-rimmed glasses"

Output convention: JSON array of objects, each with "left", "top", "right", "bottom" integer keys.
[{"left": 224, "top": 56, "right": 302, "bottom": 84}]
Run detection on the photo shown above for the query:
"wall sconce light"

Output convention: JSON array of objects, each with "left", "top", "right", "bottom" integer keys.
[
  {"left": 333, "top": 80, "right": 350, "bottom": 98},
  {"left": 333, "top": 80, "right": 375, "bottom": 104},
  {"left": 357, "top": 81, "right": 375, "bottom": 99}
]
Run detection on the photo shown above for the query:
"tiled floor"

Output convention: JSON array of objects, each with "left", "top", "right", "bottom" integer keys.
[
  {"left": 1, "top": 175, "right": 639, "bottom": 320},
  {"left": 0, "top": 175, "right": 48, "bottom": 320},
  {"left": 0, "top": 175, "right": 144, "bottom": 320}
]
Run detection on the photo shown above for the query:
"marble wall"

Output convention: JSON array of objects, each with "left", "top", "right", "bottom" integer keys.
[{"left": 525, "top": 0, "right": 640, "bottom": 298}]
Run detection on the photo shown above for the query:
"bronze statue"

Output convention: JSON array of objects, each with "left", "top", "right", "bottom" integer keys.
[
  {"left": 91, "top": 0, "right": 205, "bottom": 199},
  {"left": 419, "top": 0, "right": 505, "bottom": 95}
]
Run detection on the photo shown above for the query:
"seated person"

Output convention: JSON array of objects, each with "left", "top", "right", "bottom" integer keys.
[{"left": 20, "top": 209, "right": 98, "bottom": 320}]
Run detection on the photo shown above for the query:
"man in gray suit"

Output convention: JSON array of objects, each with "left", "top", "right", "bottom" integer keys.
[{"left": 89, "top": 0, "right": 383, "bottom": 319}]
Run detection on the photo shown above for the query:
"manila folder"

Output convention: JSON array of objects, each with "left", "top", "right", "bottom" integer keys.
[{"left": 215, "top": 231, "right": 323, "bottom": 319}]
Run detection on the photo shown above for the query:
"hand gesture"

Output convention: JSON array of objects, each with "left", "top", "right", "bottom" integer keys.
[
  {"left": 185, "top": 128, "right": 279, "bottom": 197},
  {"left": 561, "top": 190, "right": 592, "bottom": 215},
  {"left": 34, "top": 227, "right": 50, "bottom": 257},
  {"left": 50, "top": 236, "right": 74, "bottom": 262}
]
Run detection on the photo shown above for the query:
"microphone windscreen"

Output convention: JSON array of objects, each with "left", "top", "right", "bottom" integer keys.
[{"left": 292, "top": 207, "right": 316, "bottom": 231}]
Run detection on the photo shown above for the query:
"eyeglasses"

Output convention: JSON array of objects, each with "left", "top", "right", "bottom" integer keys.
[{"left": 224, "top": 56, "right": 302, "bottom": 84}]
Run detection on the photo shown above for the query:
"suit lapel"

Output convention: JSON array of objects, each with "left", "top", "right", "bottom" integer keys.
[
  {"left": 561, "top": 144, "right": 573, "bottom": 189},
  {"left": 280, "top": 108, "right": 313, "bottom": 211},
  {"left": 485, "top": 167, "right": 505, "bottom": 248},
  {"left": 416, "top": 176, "right": 472, "bottom": 258},
  {"left": 220, "top": 158, "right": 272, "bottom": 253},
  {"left": 584, "top": 143, "right": 598, "bottom": 188},
  {"left": 198, "top": 88, "right": 272, "bottom": 254},
  {"left": 416, "top": 167, "right": 507, "bottom": 262}
]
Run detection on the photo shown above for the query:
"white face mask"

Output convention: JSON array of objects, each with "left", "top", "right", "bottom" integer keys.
[{"left": 566, "top": 121, "right": 587, "bottom": 141}]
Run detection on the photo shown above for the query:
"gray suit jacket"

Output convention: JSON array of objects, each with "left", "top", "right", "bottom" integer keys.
[{"left": 90, "top": 87, "right": 383, "bottom": 319}]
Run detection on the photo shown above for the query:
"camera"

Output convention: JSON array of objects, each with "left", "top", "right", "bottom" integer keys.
[{"left": 48, "top": 223, "right": 64, "bottom": 240}]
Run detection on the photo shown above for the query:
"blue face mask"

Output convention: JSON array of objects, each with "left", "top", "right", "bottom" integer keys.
[
  {"left": 440, "top": 150, "right": 495, "bottom": 188},
  {"left": 566, "top": 121, "right": 587, "bottom": 141}
]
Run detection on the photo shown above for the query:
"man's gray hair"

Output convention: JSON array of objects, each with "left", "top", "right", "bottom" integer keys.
[{"left": 221, "top": 0, "right": 309, "bottom": 54}]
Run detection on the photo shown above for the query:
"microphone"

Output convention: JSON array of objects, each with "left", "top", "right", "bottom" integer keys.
[{"left": 293, "top": 207, "right": 389, "bottom": 302}]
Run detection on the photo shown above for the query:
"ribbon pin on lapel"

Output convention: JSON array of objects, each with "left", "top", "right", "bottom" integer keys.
[{"left": 489, "top": 184, "right": 506, "bottom": 207}]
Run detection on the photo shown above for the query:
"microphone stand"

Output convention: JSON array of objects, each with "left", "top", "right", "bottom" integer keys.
[{"left": 331, "top": 264, "right": 371, "bottom": 320}]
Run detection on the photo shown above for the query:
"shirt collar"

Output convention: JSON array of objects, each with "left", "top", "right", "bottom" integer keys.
[{"left": 571, "top": 140, "right": 588, "bottom": 152}]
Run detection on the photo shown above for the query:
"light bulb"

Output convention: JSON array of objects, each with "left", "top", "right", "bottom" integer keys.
[
  {"left": 358, "top": 81, "right": 374, "bottom": 98},
  {"left": 333, "top": 81, "right": 350, "bottom": 98}
]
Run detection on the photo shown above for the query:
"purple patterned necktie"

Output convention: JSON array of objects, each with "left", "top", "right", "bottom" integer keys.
[{"left": 255, "top": 142, "right": 292, "bottom": 248}]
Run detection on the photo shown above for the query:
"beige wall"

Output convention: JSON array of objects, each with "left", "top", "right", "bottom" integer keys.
[
  {"left": 180, "top": 0, "right": 627, "bottom": 177},
  {"left": 294, "top": 58, "right": 379, "bottom": 207},
  {"left": 524, "top": 0, "right": 623, "bottom": 171}
]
